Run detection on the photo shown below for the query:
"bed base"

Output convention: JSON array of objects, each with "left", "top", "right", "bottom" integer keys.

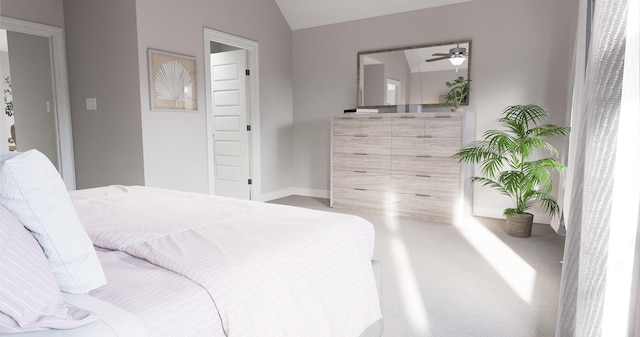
[{"left": 359, "top": 260, "right": 383, "bottom": 337}]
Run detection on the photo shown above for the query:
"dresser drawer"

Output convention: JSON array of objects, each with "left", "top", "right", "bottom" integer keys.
[
  {"left": 424, "top": 115, "right": 462, "bottom": 138},
  {"left": 392, "top": 116, "right": 426, "bottom": 137},
  {"left": 361, "top": 117, "right": 391, "bottom": 136},
  {"left": 391, "top": 155, "right": 460, "bottom": 177},
  {"left": 390, "top": 174, "right": 459, "bottom": 198},
  {"left": 334, "top": 116, "right": 391, "bottom": 137},
  {"left": 333, "top": 117, "right": 362, "bottom": 136},
  {"left": 333, "top": 153, "right": 390, "bottom": 173},
  {"left": 392, "top": 137, "right": 461, "bottom": 157},
  {"left": 392, "top": 193, "right": 458, "bottom": 224},
  {"left": 332, "top": 187, "right": 386, "bottom": 211},
  {"left": 333, "top": 136, "right": 392, "bottom": 155},
  {"left": 334, "top": 170, "right": 390, "bottom": 192},
  {"left": 391, "top": 115, "right": 462, "bottom": 138}
]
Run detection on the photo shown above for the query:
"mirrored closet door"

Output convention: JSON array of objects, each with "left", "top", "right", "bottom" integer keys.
[{"left": 0, "top": 17, "right": 76, "bottom": 189}]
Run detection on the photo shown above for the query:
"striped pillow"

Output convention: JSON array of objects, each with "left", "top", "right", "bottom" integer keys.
[{"left": 0, "top": 204, "right": 97, "bottom": 332}]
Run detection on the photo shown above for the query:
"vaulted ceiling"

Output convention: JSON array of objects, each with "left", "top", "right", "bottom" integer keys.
[{"left": 274, "top": 0, "right": 472, "bottom": 30}]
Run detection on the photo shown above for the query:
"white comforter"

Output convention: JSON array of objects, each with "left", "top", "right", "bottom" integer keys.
[{"left": 71, "top": 185, "right": 381, "bottom": 337}]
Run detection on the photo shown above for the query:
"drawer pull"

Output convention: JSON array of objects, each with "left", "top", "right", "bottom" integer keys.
[
  {"left": 339, "top": 117, "right": 354, "bottom": 120},
  {"left": 415, "top": 194, "right": 431, "bottom": 197},
  {"left": 354, "top": 135, "right": 368, "bottom": 138},
  {"left": 434, "top": 116, "right": 452, "bottom": 119},
  {"left": 400, "top": 116, "right": 416, "bottom": 119},
  {"left": 416, "top": 155, "right": 433, "bottom": 158},
  {"left": 417, "top": 135, "right": 433, "bottom": 138},
  {"left": 416, "top": 175, "right": 431, "bottom": 178},
  {"left": 354, "top": 153, "right": 368, "bottom": 156},
  {"left": 354, "top": 170, "right": 368, "bottom": 174},
  {"left": 354, "top": 188, "right": 367, "bottom": 191},
  {"left": 368, "top": 117, "right": 384, "bottom": 119}
]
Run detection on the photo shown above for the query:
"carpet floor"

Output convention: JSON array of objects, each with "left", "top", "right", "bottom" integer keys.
[{"left": 269, "top": 195, "right": 565, "bottom": 337}]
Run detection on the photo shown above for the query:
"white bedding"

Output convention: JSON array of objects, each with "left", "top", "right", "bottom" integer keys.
[
  {"left": 70, "top": 185, "right": 381, "bottom": 337},
  {"left": 2, "top": 292, "right": 146, "bottom": 337},
  {"left": 91, "top": 249, "right": 223, "bottom": 336},
  {"left": 3, "top": 246, "right": 220, "bottom": 337}
]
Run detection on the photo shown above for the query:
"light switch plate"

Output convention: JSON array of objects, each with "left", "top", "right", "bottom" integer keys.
[{"left": 86, "top": 98, "right": 97, "bottom": 110}]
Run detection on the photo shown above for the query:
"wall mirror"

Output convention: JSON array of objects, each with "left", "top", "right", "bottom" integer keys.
[{"left": 357, "top": 40, "right": 471, "bottom": 109}]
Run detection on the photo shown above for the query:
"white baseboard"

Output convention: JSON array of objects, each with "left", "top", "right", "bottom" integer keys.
[
  {"left": 472, "top": 207, "right": 552, "bottom": 225},
  {"left": 291, "top": 187, "right": 330, "bottom": 199},
  {"left": 260, "top": 187, "right": 296, "bottom": 202},
  {"left": 261, "top": 187, "right": 330, "bottom": 202}
]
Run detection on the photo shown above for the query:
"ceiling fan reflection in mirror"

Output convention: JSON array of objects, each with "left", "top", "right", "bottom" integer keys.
[{"left": 426, "top": 44, "right": 468, "bottom": 66}]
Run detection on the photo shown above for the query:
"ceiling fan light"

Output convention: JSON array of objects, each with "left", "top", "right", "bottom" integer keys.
[{"left": 449, "top": 56, "right": 466, "bottom": 66}]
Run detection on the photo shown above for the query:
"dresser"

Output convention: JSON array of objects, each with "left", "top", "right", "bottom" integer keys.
[{"left": 330, "top": 112, "right": 468, "bottom": 224}]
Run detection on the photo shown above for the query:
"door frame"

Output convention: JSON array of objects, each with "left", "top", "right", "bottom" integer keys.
[
  {"left": 1, "top": 16, "right": 76, "bottom": 190},
  {"left": 203, "top": 28, "right": 261, "bottom": 200}
]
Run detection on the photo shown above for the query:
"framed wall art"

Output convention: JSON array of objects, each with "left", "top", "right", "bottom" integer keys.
[{"left": 148, "top": 49, "right": 197, "bottom": 111}]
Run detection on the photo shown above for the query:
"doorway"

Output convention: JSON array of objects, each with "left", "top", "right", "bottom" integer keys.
[
  {"left": 203, "top": 28, "right": 261, "bottom": 200},
  {"left": 0, "top": 17, "right": 75, "bottom": 190},
  {"left": 385, "top": 78, "right": 401, "bottom": 105}
]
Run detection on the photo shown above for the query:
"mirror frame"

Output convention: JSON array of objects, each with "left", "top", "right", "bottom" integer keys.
[
  {"left": 1, "top": 16, "right": 76, "bottom": 190},
  {"left": 357, "top": 39, "right": 471, "bottom": 109}
]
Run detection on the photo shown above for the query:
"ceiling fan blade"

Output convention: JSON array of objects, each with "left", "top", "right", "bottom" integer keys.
[
  {"left": 431, "top": 53, "right": 450, "bottom": 56},
  {"left": 425, "top": 56, "right": 450, "bottom": 62}
]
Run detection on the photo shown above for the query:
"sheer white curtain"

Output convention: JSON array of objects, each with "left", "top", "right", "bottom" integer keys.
[{"left": 556, "top": 0, "right": 639, "bottom": 336}]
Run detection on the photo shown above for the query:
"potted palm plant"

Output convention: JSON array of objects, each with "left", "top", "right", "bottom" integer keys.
[
  {"left": 444, "top": 76, "right": 471, "bottom": 112},
  {"left": 453, "top": 104, "right": 570, "bottom": 237}
]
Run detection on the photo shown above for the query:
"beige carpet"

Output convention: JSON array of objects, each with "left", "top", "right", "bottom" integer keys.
[{"left": 269, "top": 195, "right": 565, "bottom": 337}]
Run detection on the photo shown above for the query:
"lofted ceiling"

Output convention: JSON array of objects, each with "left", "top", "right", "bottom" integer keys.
[
  {"left": 2, "top": 2, "right": 474, "bottom": 50},
  {"left": 274, "top": 0, "right": 472, "bottom": 30}
]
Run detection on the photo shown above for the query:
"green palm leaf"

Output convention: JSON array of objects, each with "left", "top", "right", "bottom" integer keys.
[
  {"left": 453, "top": 104, "right": 570, "bottom": 218},
  {"left": 530, "top": 124, "right": 571, "bottom": 138}
]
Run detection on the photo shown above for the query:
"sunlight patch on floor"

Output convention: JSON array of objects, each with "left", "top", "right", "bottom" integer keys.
[
  {"left": 384, "top": 212, "right": 399, "bottom": 231},
  {"left": 383, "top": 192, "right": 399, "bottom": 231},
  {"left": 456, "top": 217, "right": 537, "bottom": 303},
  {"left": 390, "top": 236, "right": 431, "bottom": 334}
]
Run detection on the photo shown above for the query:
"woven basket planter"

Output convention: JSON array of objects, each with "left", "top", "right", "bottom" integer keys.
[{"left": 505, "top": 213, "right": 534, "bottom": 238}]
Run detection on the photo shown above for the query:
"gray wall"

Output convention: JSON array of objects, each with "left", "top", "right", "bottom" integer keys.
[
  {"left": 7, "top": 31, "right": 58, "bottom": 168},
  {"left": 292, "top": 0, "right": 579, "bottom": 221},
  {"left": 134, "top": 0, "right": 293, "bottom": 195},
  {"left": 10, "top": 0, "right": 293, "bottom": 197},
  {"left": 413, "top": 69, "right": 464, "bottom": 104},
  {"left": 64, "top": 0, "right": 145, "bottom": 188},
  {"left": 0, "top": 0, "right": 64, "bottom": 27},
  {"left": 363, "top": 64, "right": 384, "bottom": 106}
]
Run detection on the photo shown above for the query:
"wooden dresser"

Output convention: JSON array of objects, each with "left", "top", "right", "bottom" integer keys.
[{"left": 330, "top": 112, "right": 468, "bottom": 224}]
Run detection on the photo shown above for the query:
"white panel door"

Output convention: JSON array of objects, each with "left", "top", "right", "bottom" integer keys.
[{"left": 211, "top": 49, "right": 251, "bottom": 199}]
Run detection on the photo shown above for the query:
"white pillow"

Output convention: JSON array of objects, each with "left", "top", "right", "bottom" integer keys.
[
  {"left": 0, "top": 150, "right": 106, "bottom": 294},
  {"left": 0, "top": 204, "right": 97, "bottom": 332}
]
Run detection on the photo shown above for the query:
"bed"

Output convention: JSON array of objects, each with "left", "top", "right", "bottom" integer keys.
[{"left": 0, "top": 150, "right": 382, "bottom": 337}]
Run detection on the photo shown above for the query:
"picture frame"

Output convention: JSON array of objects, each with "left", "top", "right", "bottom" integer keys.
[{"left": 148, "top": 49, "right": 197, "bottom": 111}]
